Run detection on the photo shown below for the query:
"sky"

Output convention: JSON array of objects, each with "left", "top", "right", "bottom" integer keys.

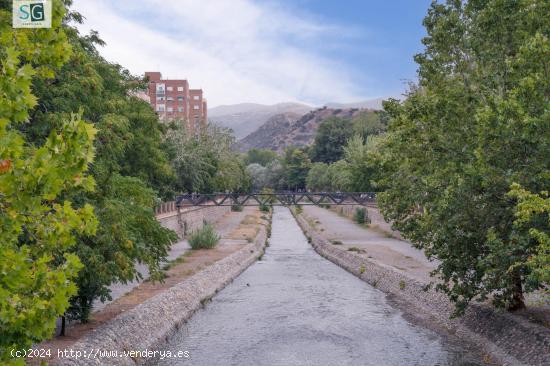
[{"left": 73, "top": 0, "right": 432, "bottom": 107}]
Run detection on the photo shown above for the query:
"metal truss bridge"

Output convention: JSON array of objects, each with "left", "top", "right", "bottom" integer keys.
[{"left": 175, "top": 192, "right": 376, "bottom": 207}]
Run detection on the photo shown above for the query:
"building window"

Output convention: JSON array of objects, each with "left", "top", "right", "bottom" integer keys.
[
  {"left": 177, "top": 86, "right": 184, "bottom": 91},
  {"left": 177, "top": 96, "right": 184, "bottom": 101},
  {"left": 167, "top": 86, "right": 173, "bottom": 91},
  {"left": 193, "top": 105, "right": 200, "bottom": 110},
  {"left": 177, "top": 107, "right": 184, "bottom": 112},
  {"left": 156, "top": 84, "right": 165, "bottom": 95},
  {"left": 156, "top": 96, "right": 165, "bottom": 101},
  {"left": 193, "top": 95, "right": 200, "bottom": 100},
  {"left": 167, "top": 107, "right": 173, "bottom": 112},
  {"left": 167, "top": 96, "right": 174, "bottom": 102},
  {"left": 156, "top": 104, "right": 165, "bottom": 112}
]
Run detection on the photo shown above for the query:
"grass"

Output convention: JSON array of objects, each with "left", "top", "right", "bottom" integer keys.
[
  {"left": 347, "top": 246, "right": 366, "bottom": 254},
  {"left": 231, "top": 204, "right": 243, "bottom": 212},
  {"left": 359, "top": 264, "right": 366, "bottom": 274},
  {"left": 188, "top": 223, "right": 220, "bottom": 249},
  {"left": 330, "top": 239, "right": 343, "bottom": 245},
  {"left": 353, "top": 207, "right": 368, "bottom": 224},
  {"left": 399, "top": 280, "right": 406, "bottom": 290}
]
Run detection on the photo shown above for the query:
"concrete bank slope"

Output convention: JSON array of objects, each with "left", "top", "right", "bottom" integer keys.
[
  {"left": 293, "top": 211, "right": 550, "bottom": 366},
  {"left": 57, "top": 220, "right": 269, "bottom": 366}
]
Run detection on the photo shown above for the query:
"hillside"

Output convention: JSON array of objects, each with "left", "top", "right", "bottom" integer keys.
[
  {"left": 238, "top": 107, "right": 371, "bottom": 152},
  {"left": 209, "top": 102, "right": 313, "bottom": 139},
  {"left": 325, "top": 98, "right": 385, "bottom": 110}
]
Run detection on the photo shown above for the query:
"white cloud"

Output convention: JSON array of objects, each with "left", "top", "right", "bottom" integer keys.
[{"left": 73, "top": 0, "right": 370, "bottom": 106}]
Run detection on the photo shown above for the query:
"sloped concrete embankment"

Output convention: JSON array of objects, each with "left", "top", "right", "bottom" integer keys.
[
  {"left": 294, "top": 212, "right": 550, "bottom": 366},
  {"left": 57, "top": 217, "right": 268, "bottom": 366}
]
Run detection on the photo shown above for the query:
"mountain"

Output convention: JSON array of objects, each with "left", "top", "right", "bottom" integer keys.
[
  {"left": 238, "top": 107, "right": 371, "bottom": 153},
  {"left": 324, "top": 98, "right": 385, "bottom": 110},
  {"left": 208, "top": 102, "right": 313, "bottom": 139}
]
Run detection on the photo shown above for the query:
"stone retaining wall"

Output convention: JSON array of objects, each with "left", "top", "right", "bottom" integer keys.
[
  {"left": 157, "top": 206, "right": 231, "bottom": 238},
  {"left": 294, "top": 212, "right": 550, "bottom": 366},
  {"left": 57, "top": 221, "right": 268, "bottom": 366}
]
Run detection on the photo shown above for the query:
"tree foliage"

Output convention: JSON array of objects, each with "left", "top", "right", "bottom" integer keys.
[
  {"left": 282, "top": 147, "right": 311, "bottom": 190},
  {"left": 351, "top": 110, "right": 387, "bottom": 140},
  {"left": 165, "top": 122, "right": 251, "bottom": 193},
  {"left": 243, "top": 148, "right": 277, "bottom": 167},
  {"left": 310, "top": 117, "right": 353, "bottom": 163},
  {"left": 378, "top": 0, "right": 550, "bottom": 314},
  {"left": 0, "top": 0, "right": 98, "bottom": 362}
]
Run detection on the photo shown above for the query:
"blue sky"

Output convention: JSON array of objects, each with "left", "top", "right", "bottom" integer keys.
[{"left": 74, "top": 0, "right": 432, "bottom": 107}]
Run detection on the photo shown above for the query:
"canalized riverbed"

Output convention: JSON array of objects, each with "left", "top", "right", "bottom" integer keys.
[{"left": 151, "top": 207, "right": 484, "bottom": 366}]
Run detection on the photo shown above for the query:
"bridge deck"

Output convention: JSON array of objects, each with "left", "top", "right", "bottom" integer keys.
[{"left": 175, "top": 192, "right": 376, "bottom": 207}]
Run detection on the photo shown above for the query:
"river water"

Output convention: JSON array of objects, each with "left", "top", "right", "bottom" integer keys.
[{"left": 152, "top": 207, "right": 483, "bottom": 366}]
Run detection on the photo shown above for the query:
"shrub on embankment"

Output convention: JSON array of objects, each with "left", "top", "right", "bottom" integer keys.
[{"left": 189, "top": 223, "right": 221, "bottom": 249}]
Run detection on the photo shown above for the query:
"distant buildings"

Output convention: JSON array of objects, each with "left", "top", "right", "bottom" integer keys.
[{"left": 144, "top": 72, "right": 207, "bottom": 132}]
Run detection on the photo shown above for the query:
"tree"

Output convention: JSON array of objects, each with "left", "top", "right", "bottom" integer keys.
[
  {"left": 378, "top": 0, "right": 550, "bottom": 314},
  {"left": 306, "top": 162, "right": 330, "bottom": 191},
  {"left": 343, "top": 134, "right": 383, "bottom": 192},
  {"left": 244, "top": 148, "right": 278, "bottom": 167},
  {"left": 351, "top": 110, "right": 387, "bottom": 140},
  {"left": 165, "top": 122, "right": 250, "bottom": 193},
  {"left": 17, "top": 10, "right": 178, "bottom": 322},
  {"left": 0, "top": 0, "right": 98, "bottom": 362},
  {"left": 507, "top": 185, "right": 550, "bottom": 299},
  {"left": 310, "top": 117, "right": 353, "bottom": 163},
  {"left": 327, "top": 160, "right": 352, "bottom": 192},
  {"left": 282, "top": 147, "right": 311, "bottom": 190},
  {"left": 247, "top": 163, "right": 269, "bottom": 190}
]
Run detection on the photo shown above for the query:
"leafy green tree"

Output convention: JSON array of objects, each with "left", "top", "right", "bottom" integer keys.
[
  {"left": 507, "top": 184, "right": 550, "bottom": 299},
  {"left": 351, "top": 111, "right": 387, "bottom": 140},
  {"left": 310, "top": 117, "right": 353, "bottom": 163},
  {"left": 247, "top": 163, "right": 269, "bottom": 190},
  {"left": 0, "top": 0, "right": 98, "bottom": 362},
  {"left": 15, "top": 9, "right": 179, "bottom": 322},
  {"left": 165, "top": 122, "right": 250, "bottom": 193},
  {"left": 306, "top": 162, "right": 330, "bottom": 191},
  {"left": 244, "top": 148, "right": 278, "bottom": 167},
  {"left": 378, "top": 0, "right": 550, "bottom": 314},
  {"left": 327, "top": 160, "right": 352, "bottom": 191},
  {"left": 265, "top": 159, "right": 286, "bottom": 190},
  {"left": 343, "top": 134, "right": 384, "bottom": 192},
  {"left": 282, "top": 147, "right": 311, "bottom": 190}
]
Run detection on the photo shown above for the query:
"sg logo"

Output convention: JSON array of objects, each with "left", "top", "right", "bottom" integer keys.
[
  {"left": 12, "top": 0, "right": 51, "bottom": 28},
  {"left": 19, "top": 3, "right": 45, "bottom": 21}
]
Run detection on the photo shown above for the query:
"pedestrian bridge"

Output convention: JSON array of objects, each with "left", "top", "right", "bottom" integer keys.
[{"left": 175, "top": 192, "right": 376, "bottom": 207}]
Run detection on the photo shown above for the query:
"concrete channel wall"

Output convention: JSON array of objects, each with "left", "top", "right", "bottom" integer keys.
[
  {"left": 156, "top": 205, "right": 231, "bottom": 238},
  {"left": 56, "top": 208, "right": 268, "bottom": 366},
  {"left": 294, "top": 211, "right": 550, "bottom": 366}
]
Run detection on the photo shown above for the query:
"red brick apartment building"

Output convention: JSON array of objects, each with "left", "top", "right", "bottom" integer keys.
[{"left": 144, "top": 72, "right": 207, "bottom": 132}]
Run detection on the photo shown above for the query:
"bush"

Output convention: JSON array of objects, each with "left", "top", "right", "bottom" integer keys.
[
  {"left": 260, "top": 203, "right": 270, "bottom": 212},
  {"left": 295, "top": 205, "right": 303, "bottom": 214},
  {"left": 231, "top": 204, "right": 243, "bottom": 212},
  {"left": 354, "top": 207, "right": 368, "bottom": 224},
  {"left": 188, "top": 224, "right": 220, "bottom": 249}
]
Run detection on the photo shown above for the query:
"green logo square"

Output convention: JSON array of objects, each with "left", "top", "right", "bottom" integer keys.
[{"left": 30, "top": 3, "right": 44, "bottom": 21}]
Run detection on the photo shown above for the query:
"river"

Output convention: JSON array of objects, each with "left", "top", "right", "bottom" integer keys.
[{"left": 151, "top": 206, "right": 484, "bottom": 366}]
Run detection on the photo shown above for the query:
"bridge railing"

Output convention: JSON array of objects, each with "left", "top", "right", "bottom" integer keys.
[
  {"left": 174, "top": 192, "right": 377, "bottom": 207},
  {"left": 155, "top": 201, "right": 177, "bottom": 215}
]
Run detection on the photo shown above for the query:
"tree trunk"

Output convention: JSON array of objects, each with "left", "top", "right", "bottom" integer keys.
[
  {"left": 60, "top": 315, "right": 66, "bottom": 336},
  {"left": 507, "top": 271, "right": 525, "bottom": 311}
]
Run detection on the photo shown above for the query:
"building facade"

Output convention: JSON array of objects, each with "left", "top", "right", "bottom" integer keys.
[{"left": 144, "top": 72, "right": 207, "bottom": 132}]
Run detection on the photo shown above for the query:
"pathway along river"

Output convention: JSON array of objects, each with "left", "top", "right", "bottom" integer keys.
[{"left": 151, "top": 207, "right": 484, "bottom": 366}]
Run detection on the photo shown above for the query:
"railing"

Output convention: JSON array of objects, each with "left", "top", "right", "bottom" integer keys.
[
  {"left": 174, "top": 192, "right": 376, "bottom": 207},
  {"left": 155, "top": 201, "right": 177, "bottom": 215}
]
